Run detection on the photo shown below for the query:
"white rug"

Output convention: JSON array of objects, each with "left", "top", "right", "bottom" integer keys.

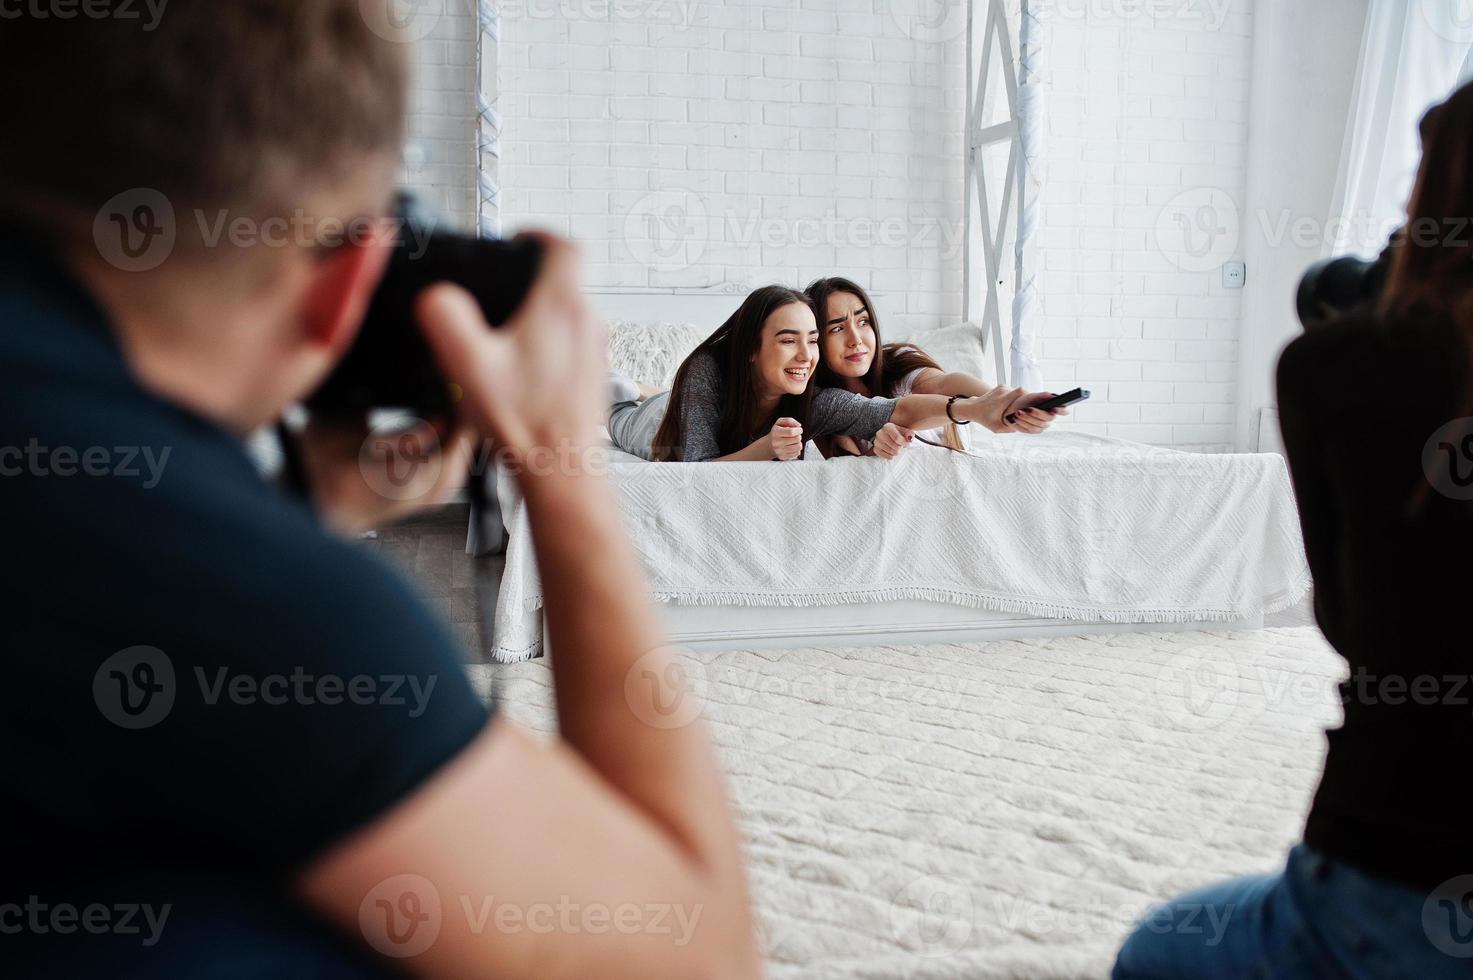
[{"left": 471, "top": 626, "right": 1345, "bottom": 979}]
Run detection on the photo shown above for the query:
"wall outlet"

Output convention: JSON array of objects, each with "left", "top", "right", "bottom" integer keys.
[{"left": 1223, "top": 261, "right": 1246, "bottom": 289}]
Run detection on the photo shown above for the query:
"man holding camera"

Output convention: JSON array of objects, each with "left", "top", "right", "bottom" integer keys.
[{"left": 0, "top": 4, "right": 761, "bottom": 978}]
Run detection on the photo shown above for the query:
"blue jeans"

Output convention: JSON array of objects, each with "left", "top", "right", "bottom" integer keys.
[{"left": 1113, "top": 845, "right": 1472, "bottom": 979}]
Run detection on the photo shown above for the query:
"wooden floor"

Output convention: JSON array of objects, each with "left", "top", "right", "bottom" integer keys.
[
  {"left": 362, "top": 503, "right": 505, "bottom": 662},
  {"left": 369, "top": 503, "right": 1318, "bottom": 663}
]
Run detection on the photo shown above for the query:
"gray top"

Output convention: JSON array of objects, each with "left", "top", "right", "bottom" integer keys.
[{"left": 677, "top": 352, "right": 897, "bottom": 461}]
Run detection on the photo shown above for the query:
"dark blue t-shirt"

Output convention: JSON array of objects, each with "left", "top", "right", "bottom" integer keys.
[{"left": 0, "top": 243, "right": 490, "bottom": 975}]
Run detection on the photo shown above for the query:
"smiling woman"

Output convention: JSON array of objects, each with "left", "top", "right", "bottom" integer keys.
[
  {"left": 607, "top": 285, "right": 893, "bottom": 462},
  {"left": 606, "top": 284, "right": 1061, "bottom": 463},
  {"left": 648, "top": 286, "right": 823, "bottom": 462}
]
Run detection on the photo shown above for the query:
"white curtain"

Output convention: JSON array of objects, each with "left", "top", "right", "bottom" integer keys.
[{"left": 1327, "top": 0, "right": 1473, "bottom": 258}]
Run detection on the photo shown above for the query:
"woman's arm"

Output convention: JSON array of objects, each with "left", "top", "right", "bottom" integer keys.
[
  {"left": 891, "top": 389, "right": 1059, "bottom": 434},
  {"left": 909, "top": 368, "right": 994, "bottom": 398},
  {"left": 711, "top": 418, "right": 802, "bottom": 462},
  {"left": 713, "top": 437, "right": 775, "bottom": 462}
]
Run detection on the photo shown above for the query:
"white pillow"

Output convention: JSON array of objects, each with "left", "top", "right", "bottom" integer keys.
[
  {"left": 890, "top": 322, "right": 990, "bottom": 380},
  {"left": 606, "top": 321, "right": 708, "bottom": 389}
]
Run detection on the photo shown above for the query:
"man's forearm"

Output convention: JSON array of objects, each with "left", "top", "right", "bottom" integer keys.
[{"left": 520, "top": 467, "right": 750, "bottom": 881}]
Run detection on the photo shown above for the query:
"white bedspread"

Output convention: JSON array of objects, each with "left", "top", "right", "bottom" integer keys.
[
  {"left": 474, "top": 626, "right": 1344, "bottom": 979},
  {"left": 490, "top": 430, "right": 1310, "bottom": 662}
]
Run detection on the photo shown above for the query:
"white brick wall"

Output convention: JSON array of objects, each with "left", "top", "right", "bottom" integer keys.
[
  {"left": 403, "top": 6, "right": 479, "bottom": 230},
  {"left": 1035, "top": 2, "right": 1254, "bottom": 451},
  {"left": 402, "top": 0, "right": 1258, "bottom": 451},
  {"left": 493, "top": 0, "right": 967, "bottom": 336}
]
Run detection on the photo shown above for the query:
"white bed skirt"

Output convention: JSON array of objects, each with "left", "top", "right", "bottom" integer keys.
[{"left": 490, "top": 430, "right": 1309, "bottom": 662}]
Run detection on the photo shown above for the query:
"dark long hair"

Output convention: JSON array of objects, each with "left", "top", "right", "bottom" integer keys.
[
  {"left": 805, "top": 276, "right": 963, "bottom": 450},
  {"left": 650, "top": 286, "right": 817, "bottom": 462},
  {"left": 1381, "top": 81, "right": 1473, "bottom": 513},
  {"left": 1381, "top": 80, "right": 1473, "bottom": 321}
]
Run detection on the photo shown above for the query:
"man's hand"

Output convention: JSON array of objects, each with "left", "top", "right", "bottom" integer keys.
[
  {"left": 298, "top": 416, "right": 473, "bottom": 536},
  {"left": 417, "top": 235, "right": 608, "bottom": 471},
  {"left": 872, "top": 422, "right": 913, "bottom": 459},
  {"left": 768, "top": 417, "right": 803, "bottom": 460}
]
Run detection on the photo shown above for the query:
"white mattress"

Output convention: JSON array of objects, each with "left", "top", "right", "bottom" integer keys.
[
  {"left": 475, "top": 625, "right": 1343, "bottom": 979},
  {"left": 490, "top": 430, "right": 1311, "bottom": 662}
]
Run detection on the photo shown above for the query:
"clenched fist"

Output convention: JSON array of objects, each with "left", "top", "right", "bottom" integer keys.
[{"left": 768, "top": 417, "right": 804, "bottom": 461}]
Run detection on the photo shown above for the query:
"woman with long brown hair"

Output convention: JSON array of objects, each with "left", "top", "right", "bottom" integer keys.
[
  {"left": 1113, "top": 81, "right": 1473, "bottom": 980},
  {"left": 806, "top": 277, "right": 1063, "bottom": 458},
  {"left": 608, "top": 285, "right": 1059, "bottom": 462}
]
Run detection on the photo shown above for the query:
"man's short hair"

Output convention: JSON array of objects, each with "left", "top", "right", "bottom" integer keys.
[{"left": 0, "top": 1, "right": 408, "bottom": 241}]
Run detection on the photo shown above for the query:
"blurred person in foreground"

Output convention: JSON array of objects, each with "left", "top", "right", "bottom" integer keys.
[
  {"left": 0, "top": 4, "right": 760, "bottom": 978},
  {"left": 1114, "top": 81, "right": 1473, "bottom": 979}
]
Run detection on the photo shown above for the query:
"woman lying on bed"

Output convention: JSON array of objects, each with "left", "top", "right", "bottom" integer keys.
[
  {"left": 607, "top": 284, "right": 1058, "bottom": 462},
  {"left": 806, "top": 276, "right": 1064, "bottom": 458}
]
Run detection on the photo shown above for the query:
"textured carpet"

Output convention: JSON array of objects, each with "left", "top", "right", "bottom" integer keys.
[{"left": 473, "top": 626, "right": 1344, "bottom": 979}]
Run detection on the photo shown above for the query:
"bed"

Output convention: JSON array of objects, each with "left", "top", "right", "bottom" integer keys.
[
  {"left": 478, "top": 306, "right": 1308, "bottom": 663},
  {"left": 474, "top": 624, "right": 1345, "bottom": 978}
]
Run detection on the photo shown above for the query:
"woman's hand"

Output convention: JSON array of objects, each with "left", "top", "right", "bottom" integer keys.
[
  {"left": 768, "top": 417, "right": 804, "bottom": 460},
  {"left": 1000, "top": 391, "right": 1069, "bottom": 435},
  {"left": 954, "top": 387, "right": 1067, "bottom": 434},
  {"left": 955, "top": 386, "right": 1024, "bottom": 433},
  {"left": 872, "top": 422, "right": 913, "bottom": 459}
]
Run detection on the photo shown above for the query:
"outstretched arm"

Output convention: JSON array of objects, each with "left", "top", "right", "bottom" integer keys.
[
  {"left": 909, "top": 368, "right": 986, "bottom": 398},
  {"left": 891, "top": 389, "right": 1061, "bottom": 434}
]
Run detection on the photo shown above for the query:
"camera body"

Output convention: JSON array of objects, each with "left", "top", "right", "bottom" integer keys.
[
  {"left": 1296, "top": 232, "right": 1397, "bottom": 329},
  {"left": 307, "top": 195, "right": 541, "bottom": 419}
]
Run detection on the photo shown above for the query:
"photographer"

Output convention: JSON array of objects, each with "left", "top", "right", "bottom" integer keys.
[
  {"left": 1114, "top": 82, "right": 1473, "bottom": 979},
  {"left": 0, "top": 5, "right": 760, "bottom": 978}
]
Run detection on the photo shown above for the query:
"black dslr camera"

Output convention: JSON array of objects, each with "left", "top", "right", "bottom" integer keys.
[
  {"left": 307, "top": 194, "right": 542, "bottom": 419},
  {"left": 1295, "top": 231, "right": 1398, "bottom": 329}
]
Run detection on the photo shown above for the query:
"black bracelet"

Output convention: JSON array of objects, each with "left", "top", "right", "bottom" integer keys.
[{"left": 946, "top": 395, "right": 971, "bottom": 425}]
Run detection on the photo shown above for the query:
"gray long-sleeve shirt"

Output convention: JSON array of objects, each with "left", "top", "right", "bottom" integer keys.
[{"left": 609, "top": 352, "right": 897, "bottom": 461}]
